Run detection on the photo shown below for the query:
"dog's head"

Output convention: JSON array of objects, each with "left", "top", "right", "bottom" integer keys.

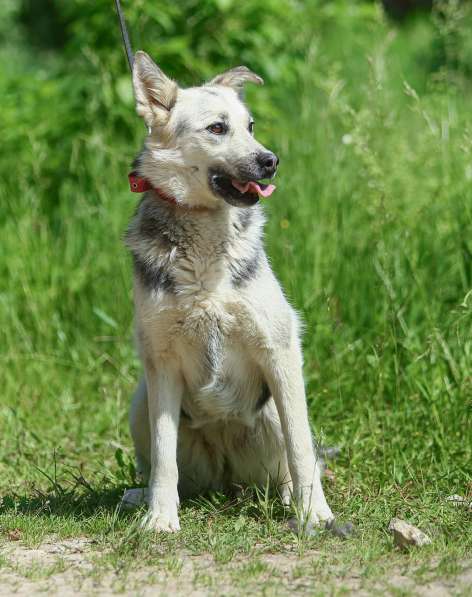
[{"left": 132, "top": 51, "right": 278, "bottom": 208}]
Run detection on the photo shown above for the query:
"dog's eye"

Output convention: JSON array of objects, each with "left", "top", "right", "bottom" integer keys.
[
  {"left": 207, "top": 122, "right": 226, "bottom": 135},
  {"left": 249, "top": 121, "right": 255, "bottom": 134}
]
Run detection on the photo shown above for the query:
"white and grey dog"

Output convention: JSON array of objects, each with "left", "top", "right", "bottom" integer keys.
[{"left": 123, "top": 51, "right": 341, "bottom": 534}]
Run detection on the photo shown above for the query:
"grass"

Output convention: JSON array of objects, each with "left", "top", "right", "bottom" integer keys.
[{"left": 0, "top": 2, "right": 471, "bottom": 594}]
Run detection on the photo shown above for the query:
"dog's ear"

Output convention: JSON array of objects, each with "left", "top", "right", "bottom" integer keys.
[
  {"left": 132, "top": 51, "right": 178, "bottom": 127},
  {"left": 209, "top": 66, "right": 263, "bottom": 97}
]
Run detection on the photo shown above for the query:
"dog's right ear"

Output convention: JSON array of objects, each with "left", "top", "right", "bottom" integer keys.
[
  {"left": 132, "top": 51, "right": 178, "bottom": 127},
  {"left": 209, "top": 66, "right": 263, "bottom": 98}
]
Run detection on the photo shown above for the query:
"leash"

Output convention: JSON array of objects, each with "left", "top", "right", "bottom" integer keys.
[{"left": 114, "top": 0, "right": 134, "bottom": 72}]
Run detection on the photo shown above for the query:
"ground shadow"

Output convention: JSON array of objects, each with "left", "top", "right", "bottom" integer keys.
[
  {"left": 0, "top": 471, "right": 138, "bottom": 521},
  {"left": 0, "top": 479, "right": 289, "bottom": 526}
]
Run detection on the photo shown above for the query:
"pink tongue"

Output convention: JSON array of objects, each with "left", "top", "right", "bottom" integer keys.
[{"left": 231, "top": 180, "right": 276, "bottom": 198}]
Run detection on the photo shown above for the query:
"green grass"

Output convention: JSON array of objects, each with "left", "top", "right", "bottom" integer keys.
[{"left": 1, "top": 2, "right": 471, "bottom": 594}]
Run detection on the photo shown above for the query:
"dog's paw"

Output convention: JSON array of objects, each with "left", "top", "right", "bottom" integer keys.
[
  {"left": 140, "top": 506, "right": 180, "bottom": 533},
  {"left": 279, "top": 482, "right": 293, "bottom": 507},
  {"left": 312, "top": 501, "right": 335, "bottom": 523},
  {"left": 287, "top": 498, "right": 335, "bottom": 536}
]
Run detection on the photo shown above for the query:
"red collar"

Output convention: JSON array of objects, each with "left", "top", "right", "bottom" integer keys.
[
  {"left": 128, "top": 171, "right": 213, "bottom": 212},
  {"left": 128, "top": 171, "right": 178, "bottom": 206}
]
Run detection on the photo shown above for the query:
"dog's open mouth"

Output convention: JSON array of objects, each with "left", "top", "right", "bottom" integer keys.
[
  {"left": 230, "top": 179, "right": 276, "bottom": 198},
  {"left": 209, "top": 170, "right": 277, "bottom": 208}
]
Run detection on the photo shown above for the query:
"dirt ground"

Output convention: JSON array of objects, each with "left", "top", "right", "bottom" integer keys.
[{"left": 1, "top": 538, "right": 471, "bottom": 596}]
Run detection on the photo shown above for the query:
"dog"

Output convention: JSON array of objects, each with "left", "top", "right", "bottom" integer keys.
[{"left": 123, "top": 51, "right": 338, "bottom": 534}]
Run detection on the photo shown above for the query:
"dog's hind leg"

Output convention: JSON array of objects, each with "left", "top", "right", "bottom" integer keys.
[
  {"left": 129, "top": 376, "right": 151, "bottom": 482},
  {"left": 224, "top": 405, "right": 293, "bottom": 504},
  {"left": 177, "top": 424, "right": 226, "bottom": 499},
  {"left": 121, "top": 378, "right": 151, "bottom": 511}
]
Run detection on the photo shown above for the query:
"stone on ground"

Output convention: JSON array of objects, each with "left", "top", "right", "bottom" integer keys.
[{"left": 388, "top": 517, "right": 432, "bottom": 550}]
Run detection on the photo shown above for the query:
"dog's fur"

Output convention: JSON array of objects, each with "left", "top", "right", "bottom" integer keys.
[{"left": 124, "top": 51, "right": 334, "bottom": 532}]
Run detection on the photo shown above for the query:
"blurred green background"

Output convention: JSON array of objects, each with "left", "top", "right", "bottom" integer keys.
[{"left": 0, "top": 0, "right": 471, "bottom": 511}]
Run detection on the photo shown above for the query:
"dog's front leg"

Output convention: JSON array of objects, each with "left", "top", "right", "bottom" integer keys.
[
  {"left": 262, "top": 344, "right": 334, "bottom": 528},
  {"left": 141, "top": 361, "right": 183, "bottom": 533}
]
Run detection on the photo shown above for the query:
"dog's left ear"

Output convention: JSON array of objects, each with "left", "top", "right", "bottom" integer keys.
[
  {"left": 209, "top": 66, "right": 263, "bottom": 97},
  {"left": 132, "top": 51, "right": 178, "bottom": 128}
]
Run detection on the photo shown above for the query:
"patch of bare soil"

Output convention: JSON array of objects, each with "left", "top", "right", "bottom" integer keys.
[
  {"left": 0, "top": 539, "right": 471, "bottom": 596},
  {"left": 380, "top": 568, "right": 472, "bottom": 597}
]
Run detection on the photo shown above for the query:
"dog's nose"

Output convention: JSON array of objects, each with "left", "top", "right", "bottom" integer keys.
[{"left": 257, "top": 152, "right": 279, "bottom": 176}]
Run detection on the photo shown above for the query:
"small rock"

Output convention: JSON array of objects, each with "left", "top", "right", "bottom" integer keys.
[
  {"left": 287, "top": 517, "right": 354, "bottom": 539},
  {"left": 326, "top": 519, "right": 354, "bottom": 539},
  {"left": 388, "top": 517, "right": 431, "bottom": 550},
  {"left": 121, "top": 487, "right": 149, "bottom": 509},
  {"left": 446, "top": 495, "right": 472, "bottom": 511}
]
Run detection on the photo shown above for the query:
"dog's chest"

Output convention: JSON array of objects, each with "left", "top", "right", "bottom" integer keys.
[
  {"left": 140, "top": 286, "right": 264, "bottom": 427},
  {"left": 179, "top": 332, "right": 264, "bottom": 428},
  {"left": 172, "top": 249, "right": 228, "bottom": 296},
  {"left": 132, "top": 206, "right": 267, "bottom": 425}
]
